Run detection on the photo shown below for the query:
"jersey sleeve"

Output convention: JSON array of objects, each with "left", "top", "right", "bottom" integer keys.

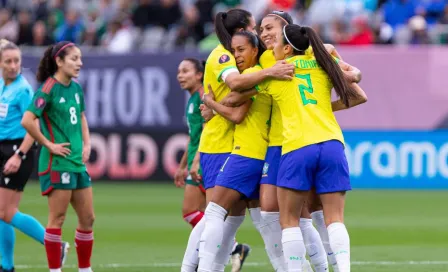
[
  {"left": 211, "top": 50, "right": 238, "bottom": 82},
  {"left": 18, "top": 87, "right": 34, "bottom": 114},
  {"left": 27, "top": 90, "right": 51, "bottom": 117}
]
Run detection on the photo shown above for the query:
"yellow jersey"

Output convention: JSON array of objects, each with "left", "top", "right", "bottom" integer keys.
[
  {"left": 259, "top": 50, "right": 283, "bottom": 147},
  {"left": 232, "top": 65, "right": 271, "bottom": 160},
  {"left": 256, "top": 54, "right": 344, "bottom": 155},
  {"left": 199, "top": 44, "right": 239, "bottom": 154}
]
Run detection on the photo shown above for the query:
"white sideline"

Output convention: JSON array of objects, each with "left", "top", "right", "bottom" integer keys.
[{"left": 14, "top": 261, "right": 448, "bottom": 269}]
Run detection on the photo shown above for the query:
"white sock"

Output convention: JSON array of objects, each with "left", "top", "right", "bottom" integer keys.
[
  {"left": 198, "top": 202, "right": 227, "bottom": 272},
  {"left": 300, "top": 218, "right": 329, "bottom": 272},
  {"left": 312, "top": 211, "right": 338, "bottom": 271},
  {"left": 181, "top": 217, "right": 206, "bottom": 272},
  {"left": 249, "top": 207, "right": 262, "bottom": 232},
  {"left": 50, "top": 269, "right": 62, "bottom": 272},
  {"left": 79, "top": 268, "right": 92, "bottom": 272},
  {"left": 282, "top": 227, "right": 306, "bottom": 272},
  {"left": 260, "top": 212, "right": 287, "bottom": 272},
  {"left": 213, "top": 215, "right": 246, "bottom": 271},
  {"left": 328, "top": 223, "right": 350, "bottom": 272}
]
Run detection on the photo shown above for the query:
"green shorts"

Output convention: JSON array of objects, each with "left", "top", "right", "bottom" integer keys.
[
  {"left": 185, "top": 168, "right": 205, "bottom": 192},
  {"left": 39, "top": 170, "right": 91, "bottom": 196},
  {"left": 186, "top": 175, "right": 205, "bottom": 187}
]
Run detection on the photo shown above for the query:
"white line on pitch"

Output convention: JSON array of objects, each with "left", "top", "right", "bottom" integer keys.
[{"left": 14, "top": 261, "right": 448, "bottom": 269}]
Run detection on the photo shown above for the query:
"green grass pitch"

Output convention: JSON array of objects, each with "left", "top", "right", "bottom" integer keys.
[{"left": 11, "top": 182, "right": 448, "bottom": 271}]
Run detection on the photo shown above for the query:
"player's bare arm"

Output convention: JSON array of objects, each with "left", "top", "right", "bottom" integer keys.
[
  {"left": 203, "top": 84, "right": 251, "bottom": 124},
  {"left": 220, "top": 89, "right": 258, "bottom": 107},
  {"left": 332, "top": 83, "right": 368, "bottom": 112},
  {"left": 21, "top": 111, "right": 71, "bottom": 157},
  {"left": 175, "top": 139, "right": 189, "bottom": 187},
  {"left": 190, "top": 151, "right": 202, "bottom": 182},
  {"left": 339, "top": 60, "right": 362, "bottom": 83},
  {"left": 224, "top": 61, "right": 293, "bottom": 92},
  {"left": 81, "top": 112, "right": 91, "bottom": 163}
]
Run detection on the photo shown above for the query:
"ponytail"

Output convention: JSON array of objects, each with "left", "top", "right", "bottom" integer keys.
[
  {"left": 215, "top": 9, "right": 252, "bottom": 52},
  {"left": 36, "top": 45, "right": 56, "bottom": 83},
  {"left": 304, "top": 26, "right": 358, "bottom": 106},
  {"left": 284, "top": 25, "right": 358, "bottom": 107},
  {"left": 215, "top": 12, "right": 232, "bottom": 51},
  {"left": 36, "top": 41, "right": 76, "bottom": 83}
]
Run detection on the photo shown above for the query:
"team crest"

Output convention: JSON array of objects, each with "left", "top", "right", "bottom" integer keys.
[
  {"left": 35, "top": 97, "right": 46, "bottom": 109},
  {"left": 75, "top": 93, "right": 80, "bottom": 104},
  {"left": 262, "top": 163, "right": 269, "bottom": 177},
  {"left": 219, "top": 54, "right": 230, "bottom": 64},
  {"left": 61, "top": 172, "right": 70, "bottom": 184},
  {"left": 188, "top": 103, "right": 194, "bottom": 114}
]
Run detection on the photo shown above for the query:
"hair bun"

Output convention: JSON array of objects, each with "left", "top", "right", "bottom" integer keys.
[{"left": 299, "top": 27, "right": 307, "bottom": 35}]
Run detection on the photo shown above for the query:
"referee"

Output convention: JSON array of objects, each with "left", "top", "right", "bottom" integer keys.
[{"left": 0, "top": 40, "right": 68, "bottom": 272}]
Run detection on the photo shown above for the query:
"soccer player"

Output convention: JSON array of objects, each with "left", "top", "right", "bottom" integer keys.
[
  {"left": 258, "top": 12, "right": 329, "bottom": 272},
  {"left": 174, "top": 58, "right": 206, "bottom": 228},
  {"left": 257, "top": 24, "right": 367, "bottom": 272},
  {"left": 21, "top": 41, "right": 95, "bottom": 272},
  {"left": 198, "top": 31, "right": 270, "bottom": 272},
  {"left": 0, "top": 40, "right": 68, "bottom": 272},
  {"left": 181, "top": 8, "right": 294, "bottom": 272}
]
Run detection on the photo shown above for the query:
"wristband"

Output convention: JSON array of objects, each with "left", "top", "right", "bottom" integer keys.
[{"left": 15, "top": 149, "right": 26, "bottom": 160}]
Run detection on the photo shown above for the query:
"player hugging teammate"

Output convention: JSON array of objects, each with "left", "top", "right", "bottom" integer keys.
[{"left": 181, "top": 7, "right": 368, "bottom": 272}]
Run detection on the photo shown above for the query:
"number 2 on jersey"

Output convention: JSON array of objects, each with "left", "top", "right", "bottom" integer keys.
[
  {"left": 295, "top": 74, "right": 317, "bottom": 106},
  {"left": 69, "top": 107, "right": 78, "bottom": 124}
]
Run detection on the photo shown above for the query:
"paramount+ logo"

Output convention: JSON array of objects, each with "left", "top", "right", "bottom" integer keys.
[{"left": 345, "top": 141, "right": 448, "bottom": 179}]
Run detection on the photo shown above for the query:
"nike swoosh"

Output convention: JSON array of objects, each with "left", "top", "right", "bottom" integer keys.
[{"left": 309, "top": 253, "right": 318, "bottom": 258}]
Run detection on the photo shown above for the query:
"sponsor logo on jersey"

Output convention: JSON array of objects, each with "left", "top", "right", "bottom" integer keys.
[
  {"left": 35, "top": 97, "right": 46, "bottom": 108},
  {"left": 219, "top": 54, "right": 230, "bottom": 64},
  {"left": 75, "top": 93, "right": 80, "bottom": 104},
  {"left": 188, "top": 103, "right": 194, "bottom": 114}
]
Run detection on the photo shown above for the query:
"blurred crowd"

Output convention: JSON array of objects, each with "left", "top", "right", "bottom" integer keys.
[{"left": 1, "top": 0, "right": 448, "bottom": 54}]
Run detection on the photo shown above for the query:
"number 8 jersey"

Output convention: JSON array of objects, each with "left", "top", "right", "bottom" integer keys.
[
  {"left": 256, "top": 55, "right": 344, "bottom": 155},
  {"left": 27, "top": 77, "right": 86, "bottom": 173}
]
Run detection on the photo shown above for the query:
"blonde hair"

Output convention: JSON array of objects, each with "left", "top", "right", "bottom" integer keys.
[{"left": 0, "top": 39, "right": 19, "bottom": 59}]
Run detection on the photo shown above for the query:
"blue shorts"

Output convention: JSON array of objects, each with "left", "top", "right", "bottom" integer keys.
[
  {"left": 200, "top": 153, "right": 230, "bottom": 190},
  {"left": 260, "top": 146, "right": 282, "bottom": 186},
  {"left": 277, "top": 140, "right": 351, "bottom": 194},
  {"left": 215, "top": 154, "right": 263, "bottom": 199}
]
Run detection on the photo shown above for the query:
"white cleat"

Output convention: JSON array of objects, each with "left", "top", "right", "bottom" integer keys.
[{"left": 61, "top": 242, "right": 70, "bottom": 267}]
